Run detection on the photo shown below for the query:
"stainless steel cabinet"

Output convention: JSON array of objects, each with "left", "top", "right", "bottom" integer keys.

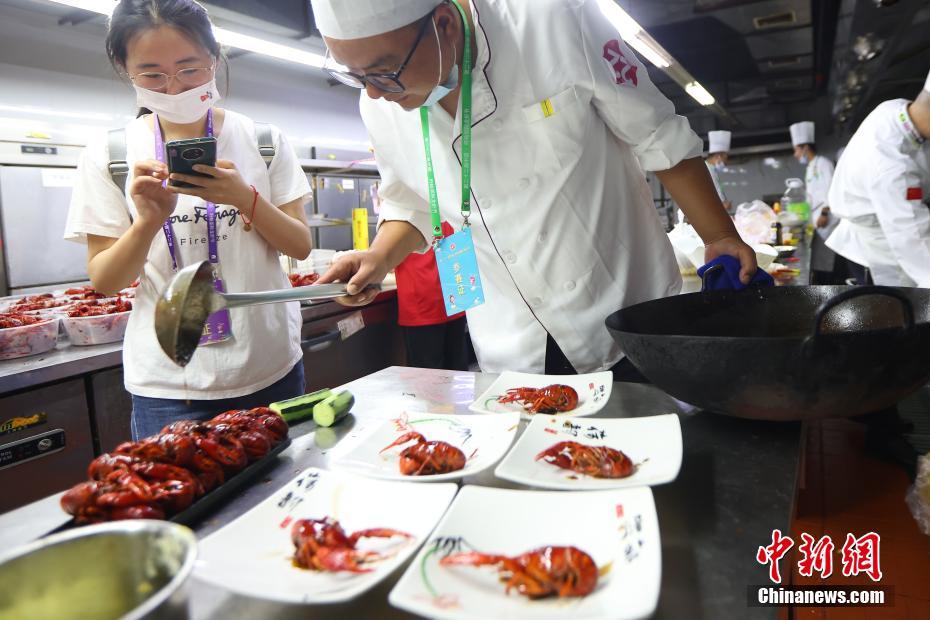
[
  {"left": 301, "top": 299, "right": 405, "bottom": 391},
  {"left": 0, "top": 166, "right": 88, "bottom": 295},
  {"left": 89, "top": 368, "right": 133, "bottom": 453},
  {"left": 314, "top": 175, "right": 358, "bottom": 251},
  {"left": 0, "top": 379, "right": 94, "bottom": 513}
]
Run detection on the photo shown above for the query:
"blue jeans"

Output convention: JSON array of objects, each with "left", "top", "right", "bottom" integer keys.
[{"left": 130, "top": 362, "right": 305, "bottom": 440}]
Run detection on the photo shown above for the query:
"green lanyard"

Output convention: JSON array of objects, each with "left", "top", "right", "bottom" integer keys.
[{"left": 420, "top": 0, "right": 473, "bottom": 243}]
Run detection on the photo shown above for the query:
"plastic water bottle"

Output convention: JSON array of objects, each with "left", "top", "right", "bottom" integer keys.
[{"left": 783, "top": 178, "right": 810, "bottom": 223}]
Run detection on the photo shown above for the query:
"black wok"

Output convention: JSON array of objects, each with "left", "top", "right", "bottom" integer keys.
[{"left": 605, "top": 286, "right": 930, "bottom": 421}]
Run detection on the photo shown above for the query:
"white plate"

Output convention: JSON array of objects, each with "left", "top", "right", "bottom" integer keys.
[
  {"left": 331, "top": 412, "right": 520, "bottom": 482},
  {"left": 494, "top": 414, "right": 683, "bottom": 490},
  {"left": 389, "top": 485, "right": 661, "bottom": 620},
  {"left": 194, "top": 468, "right": 458, "bottom": 604},
  {"left": 469, "top": 371, "right": 612, "bottom": 420}
]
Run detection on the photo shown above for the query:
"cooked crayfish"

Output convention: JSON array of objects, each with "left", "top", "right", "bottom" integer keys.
[
  {"left": 61, "top": 407, "right": 288, "bottom": 523},
  {"left": 536, "top": 441, "right": 634, "bottom": 478},
  {"left": 441, "top": 545, "right": 598, "bottom": 598},
  {"left": 380, "top": 431, "right": 466, "bottom": 476},
  {"left": 291, "top": 517, "right": 411, "bottom": 573},
  {"left": 498, "top": 384, "right": 579, "bottom": 414}
]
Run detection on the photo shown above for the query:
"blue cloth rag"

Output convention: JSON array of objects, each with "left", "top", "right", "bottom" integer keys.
[{"left": 697, "top": 255, "right": 774, "bottom": 292}]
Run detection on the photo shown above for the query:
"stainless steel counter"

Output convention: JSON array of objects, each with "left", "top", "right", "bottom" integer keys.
[
  {"left": 0, "top": 366, "right": 801, "bottom": 619},
  {"left": 0, "top": 289, "right": 397, "bottom": 393}
]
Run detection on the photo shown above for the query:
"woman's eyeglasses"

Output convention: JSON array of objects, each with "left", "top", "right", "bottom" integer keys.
[{"left": 129, "top": 64, "right": 216, "bottom": 91}]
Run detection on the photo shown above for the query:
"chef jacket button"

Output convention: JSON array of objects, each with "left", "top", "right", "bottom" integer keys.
[
  {"left": 480, "top": 198, "right": 493, "bottom": 208},
  {"left": 518, "top": 178, "right": 530, "bottom": 190},
  {"left": 531, "top": 297, "right": 543, "bottom": 307},
  {"left": 564, "top": 280, "right": 576, "bottom": 292},
  {"left": 537, "top": 232, "right": 547, "bottom": 244},
  {"left": 493, "top": 119, "right": 504, "bottom": 131},
  {"left": 505, "top": 252, "right": 517, "bottom": 265}
]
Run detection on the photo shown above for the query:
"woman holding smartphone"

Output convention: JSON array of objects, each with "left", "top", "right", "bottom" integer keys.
[{"left": 65, "top": 0, "right": 313, "bottom": 439}]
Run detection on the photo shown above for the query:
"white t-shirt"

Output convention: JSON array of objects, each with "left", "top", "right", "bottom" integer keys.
[{"left": 65, "top": 109, "right": 311, "bottom": 400}]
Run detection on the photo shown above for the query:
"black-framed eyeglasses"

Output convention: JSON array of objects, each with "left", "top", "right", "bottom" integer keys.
[{"left": 323, "top": 11, "right": 434, "bottom": 94}]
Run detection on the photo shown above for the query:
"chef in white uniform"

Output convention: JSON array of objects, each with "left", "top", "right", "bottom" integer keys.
[
  {"left": 789, "top": 121, "right": 840, "bottom": 283},
  {"left": 312, "top": 0, "right": 756, "bottom": 376},
  {"left": 706, "top": 130, "right": 732, "bottom": 214},
  {"left": 826, "top": 71, "right": 930, "bottom": 287}
]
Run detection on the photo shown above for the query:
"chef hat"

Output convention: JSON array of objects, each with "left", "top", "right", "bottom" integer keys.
[
  {"left": 311, "top": 0, "right": 442, "bottom": 40},
  {"left": 708, "top": 130, "right": 731, "bottom": 154},
  {"left": 790, "top": 121, "right": 815, "bottom": 147}
]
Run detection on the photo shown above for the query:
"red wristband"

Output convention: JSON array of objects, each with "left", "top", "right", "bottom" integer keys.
[{"left": 242, "top": 185, "right": 259, "bottom": 231}]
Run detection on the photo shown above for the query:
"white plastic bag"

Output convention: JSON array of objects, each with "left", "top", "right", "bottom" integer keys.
[
  {"left": 667, "top": 223, "right": 705, "bottom": 270},
  {"left": 734, "top": 200, "right": 777, "bottom": 245}
]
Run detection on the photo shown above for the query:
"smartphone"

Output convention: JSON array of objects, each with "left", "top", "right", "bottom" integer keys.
[{"left": 166, "top": 136, "right": 217, "bottom": 188}]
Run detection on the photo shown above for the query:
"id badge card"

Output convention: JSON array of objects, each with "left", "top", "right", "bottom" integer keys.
[
  {"left": 200, "top": 265, "right": 234, "bottom": 346},
  {"left": 434, "top": 228, "right": 485, "bottom": 316}
]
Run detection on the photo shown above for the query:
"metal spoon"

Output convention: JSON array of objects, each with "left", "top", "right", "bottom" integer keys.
[{"left": 155, "top": 260, "right": 373, "bottom": 367}]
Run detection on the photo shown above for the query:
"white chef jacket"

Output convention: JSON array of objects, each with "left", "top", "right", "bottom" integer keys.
[
  {"left": 805, "top": 155, "right": 837, "bottom": 240},
  {"left": 361, "top": 0, "right": 702, "bottom": 373},
  {"left": 826, "top": 100, "right": 930, "bottom": 287}
]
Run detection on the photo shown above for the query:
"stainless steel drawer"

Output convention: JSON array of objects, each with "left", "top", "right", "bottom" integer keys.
[{"left": 0, "top": 379, "right": 94, "bottom": 513}]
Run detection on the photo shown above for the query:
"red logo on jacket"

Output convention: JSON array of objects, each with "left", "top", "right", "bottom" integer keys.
[
  {"left": 907, "top": 187, "right": 924, "bottom": 201},
  {"left": 603, "top": 40, "right": 638, "bottom": 87}
]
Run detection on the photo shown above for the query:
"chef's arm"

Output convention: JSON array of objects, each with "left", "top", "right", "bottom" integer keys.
[
  {"left": 369, "top": 221, "right": 427, "bottom": 274},
  {"left": 657, "top": 157, "right": 757, "bottom": 282},
  {"left": 657, "top": 158, "right": 732, "bottom": 240},
  {"left": 316, "top": 220, "right": 424, "bottom": 303}
]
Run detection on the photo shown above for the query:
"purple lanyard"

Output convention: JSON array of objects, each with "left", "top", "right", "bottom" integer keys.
[{"left": 153, "top": 109, "right": 218, "bottom": 271}]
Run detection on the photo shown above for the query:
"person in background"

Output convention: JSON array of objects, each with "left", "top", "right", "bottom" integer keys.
[
  {"left": 790, "top": 121, "right": 842, "bottom": 284},
  {"left": 826, "top": 69, "right": 930, "bottom": 287},
  {"left": 65, "top": 0, "right": 313, "bottom": 439},
  {"left": 395, "top": 221, "right": 469, "bottom": 371},
  {"left": 706, "top": 130, "right": 733, "bottom": 215},
  {"left": 311, "top": 0, "right": 756, "bottom": 380}
]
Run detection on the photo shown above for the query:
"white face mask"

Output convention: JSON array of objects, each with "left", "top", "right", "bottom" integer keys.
[
  {"left": 799, "top": 155, "right": 809, "bottom": 165},
  {"left": 422, "top": 19, "right": 459, "bottom": 108},
  {"left": 134, "top": 79, "right": 221, "bottom": 124}
]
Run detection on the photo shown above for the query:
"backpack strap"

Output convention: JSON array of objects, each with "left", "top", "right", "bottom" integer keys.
[
  {"left": 254, "top": 122, "right": 275, "bottom": 169},
  {"left": 107, "top": 128, "right": 129, "bottom": 194}
]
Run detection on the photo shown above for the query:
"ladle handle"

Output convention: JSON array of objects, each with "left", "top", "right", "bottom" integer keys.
[
  {"left": 221, "top": 283, "right": 381, "bottom": 308},
  {"left": 810, "top": 286, "right": 915, "bottom": 340}
]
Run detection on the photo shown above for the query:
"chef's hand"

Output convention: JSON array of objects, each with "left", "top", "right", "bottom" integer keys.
[
  {"left": 130, "top": 160, "right": 177, "bottom": 229},
  {"left": 704, "top": 236, "right": 757, "bottom": 285},
  {"left": 817, "top": 208, "right": 830, "bottom": 229},
  {"left": 316, "top": 250, "right": 388, "bottom": 307},
  {"left": 168, "top": 160, "right": 253, "bottom": 209}
]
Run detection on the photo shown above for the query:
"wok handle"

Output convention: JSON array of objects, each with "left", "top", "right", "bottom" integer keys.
[
  {"left": 811, "top": 286, "right": 915, "bottom": 338},
  {"left": 699, "top": 264, "right": 723, "bottom": 293}
]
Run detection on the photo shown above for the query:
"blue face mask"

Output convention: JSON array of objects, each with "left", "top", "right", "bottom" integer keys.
[
  {"left": 799, "top": 155, "right": 810, "bottom": 165},
  {"left": 422, "top": 20, "right": 459, "bottom": 108},
  {"left": 714, "top": 161, "right": 726, "bottom": 171}
]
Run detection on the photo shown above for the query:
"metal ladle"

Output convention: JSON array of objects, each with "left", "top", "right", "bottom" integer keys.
[{"left": 155, "top": 260, "right": 374, "bottom": 366}]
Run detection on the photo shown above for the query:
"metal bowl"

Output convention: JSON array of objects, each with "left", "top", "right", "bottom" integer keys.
[{"left": 0, "top": 520, "right": 197, "bottom": 619}]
